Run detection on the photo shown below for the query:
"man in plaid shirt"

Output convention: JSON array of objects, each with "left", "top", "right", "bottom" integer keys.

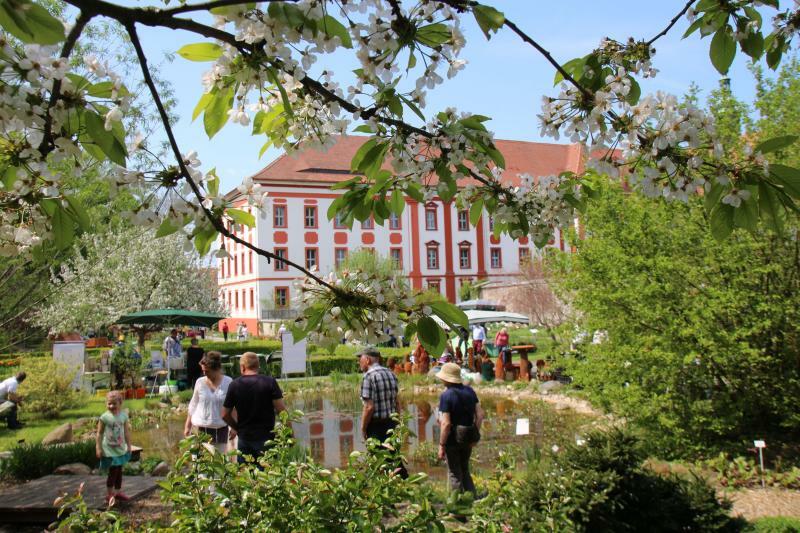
[{"left": 358, "top": 346, "right": 408, "bottom": 478}]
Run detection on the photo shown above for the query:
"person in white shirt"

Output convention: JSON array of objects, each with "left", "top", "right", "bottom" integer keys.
[
  {"left": 0, "top": 372, "right": 26, "bottom": 429},
  {"left": 183, "top": 352, "right": 233, "bottom": 453},
  {"left": 241, "top": 324, "right": 248, "bottom": 342},
  {"left": 471, "top": 324, "right": 486, "bottom": 354},
  {"left": 163, "top": 329, "right": 182, "bottom": 359}
]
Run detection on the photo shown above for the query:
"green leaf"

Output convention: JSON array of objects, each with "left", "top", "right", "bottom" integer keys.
[
  {"left": 63, "top": 195, "right": 90, "bottom": 232},
  {"left": 193, "top": 92, "right": 214, "bottom": 122},
  {"left": 417, "top": 316, "right": 447, "bottom": 355},
  {"left": 554, "top": 56, "right": 586, "bottom": 86},
  {"left": 740, "top": 30, "right": 764, "bottom": 60},
  {"left": 709, "top": 203, "right": 735, "bottom": 241},
  {"left": 416, "top": 23, "right": 451, "bottom": 47},
  {"left": 704, "top": 181, "right": 725, "bottom": 214},
  {"left": 710, "top": 27, "right": 736, "bottom": 75},
  {"left": 51, "top": 205, "right": 74, "bottom": 250},
  {"left": 193, "top": 226, "right": 217, "bottom": 255},
  {"left": 206, "top": 168, "right": 220, "bottom": 197},
  {"left": 228, "top": 208, "right": 255, "bottom": 228},
  {"left": 265, "top": 67, "right": 294, "bottom": 117},
  {"left": 320, "top": 15, "right": 352, "bottom": 48},
  {"left": 770, "top": 164, "right": 800, "bottom": 198},
  {"left": 354, "top": 140, "right": 389, "bottom": 179},
  {"left": 155, "top": 218, "right": 179, "bottom": 238},
  {"left": 404, "top": 322, "right": 417, "bottom": 341},
  {"left": 682, "top": 17, "right": 705, "bottom": 39},
  {"left": 732, "top": 190, "right": 758, "bottom": 232},
  {"left": 405, "top": 182, "right": 424, "bottom": 203},
  {"left": 398, "top": 94, "right": 426, "bottom": 122},
  {"left": 390, "top": 188, "right": 405, "bottom": 215},
  {"left": 626, "top": 77, "right": 641, "bottom": 105},
  {"left": 177, "top": 43, "right": 224, "bottom": 62},
  {"left": 473, "top": 4, "right": 505, "bottom": 40},
  {"left": 430, "top": 301, "right": 468, "bottom": 330},
  {"left": 755, "top": 135, "right": 797, "bottom": 154},
  {"left": 351, "top": 139, "right": 378, "bottom": 172},
  {"left": 87, "top": 81, "right": 129, "bottom": 98},
  {"left": 83, "top": 111, "right": 127, "bottom": 166},
  {"left": 203, "top": 85, "right": 234, "bottom": 138},
  {"left": 758, "top": 182, "right": 783, "bottom": 234},
  {"left": 354, "top": 125, "right": 375, "bottom": 134},
  {"left": 0, "top": 0, "right": 64, "bottom": 45},
  {"left": 2, "top": 166, "right": 17, "bottom": 190},
  {"left": 469, "top": 198, "right": 483, "bottom": 226}
]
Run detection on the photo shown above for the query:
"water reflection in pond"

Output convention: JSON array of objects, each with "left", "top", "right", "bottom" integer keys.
[{"left": 131, "top": 391, "right": 590, "bottom": 477}]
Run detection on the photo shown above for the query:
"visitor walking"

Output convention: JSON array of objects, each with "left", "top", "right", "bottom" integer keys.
[
  {"left": 163, "top": 329, "right": 182, "bottom": 359},
  {"left": 436, "top": 363, "right": 484, "bottom": 496},
  {"left": 222, "top": 322, "right": 229, "bottom": 342},
  {"left": 0, "top": 372, "right": 26, "bottom": 429},
  {"left": 186, "top": 337, "right": 204, "bottom": 387},
  {"left": 236, "top": 322, "right": 245, "bottom": 342},
  {"left": 358, "top": 347, "right": 408, "bottom": 478},
  {"left": 184, "top": 352, "right": 233, "bottom": 454},
  {"left": 222, "top": 352, "right": 286, "bottom": 463},
  {"left": 494, "top": 327, "right": 510, "bottom": 352},
  {"left": 241, "top": 323, "right": 249, "bottom": 342},
  {"left": 471, "top": 323, "right": 486, "bottom": 354},
  {"left": 96, "top": 391, "right": 132, "bottom": 505}
]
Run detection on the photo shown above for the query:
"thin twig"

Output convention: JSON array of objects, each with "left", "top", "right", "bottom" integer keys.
[
  {"left": 124, "top": 21, "right": 339, "bottom": 293},
  {"left": 162, "top": 0, "right": 295, "bottom": 16},
  {"left": 647, "top": 0, "right": 697, "bottom": 46}
]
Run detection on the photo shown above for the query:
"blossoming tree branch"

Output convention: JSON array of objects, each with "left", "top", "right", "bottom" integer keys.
[{"left": 1, "top": 0, "right": 799, "bottom": 352}]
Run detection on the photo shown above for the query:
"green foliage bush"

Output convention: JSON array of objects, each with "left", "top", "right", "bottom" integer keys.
[
  {"left": 1, "top": 440, "right": 97, "bottom": 480},
  {"left": 553, "top": 185, "right": 800, "bottom": 457},
  {"left": 746, "top": 516, "right": 800, "bottom": 533},
  {"left": 57, "top": 412, "right": 444, "bottom": 530},
  {"left": 19, "top": 358, "right": 85, "bottom": 418},
  {"left": 473, "top": 428, "right": 745, "bottom": 532}
]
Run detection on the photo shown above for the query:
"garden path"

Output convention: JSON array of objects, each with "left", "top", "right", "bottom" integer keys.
[{"left": 0, "top": 474, "right": 162, "bottom": 524}]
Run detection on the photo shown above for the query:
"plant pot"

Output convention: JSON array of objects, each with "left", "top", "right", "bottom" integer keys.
[
  {"left": 124, "top": 388, "right": 134, "bottom": 399},
  {"left": 135, "top": 387, "right": 146, "bottom": 399}
]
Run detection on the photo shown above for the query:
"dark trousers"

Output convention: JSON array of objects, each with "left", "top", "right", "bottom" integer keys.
[
  {"left": 223, "top": 331, "right": 228, "bottom": 341},
  {"left": 445, "top": 444, "right": 476, "bottom": 495},
  {"left": 237, "top": 436, "right": 270, "bottom": 465},
  {"left": 366, "top": 419, "right": 408, "bottom": 479},
  {"left": 4, "top": 401, "right": 19, "bottom": 428},
  {"left": 106, "top": 465, "right": 123, "bottom": 489}
]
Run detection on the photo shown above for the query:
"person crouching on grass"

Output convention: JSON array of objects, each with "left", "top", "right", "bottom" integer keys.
[{"left": 96, "top": 390, "right": 132, "bottom": 505}]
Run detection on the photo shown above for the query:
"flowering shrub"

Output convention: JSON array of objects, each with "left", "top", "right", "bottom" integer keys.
[{"left": 19, "top": 357, "right": 83, "bottom": 418}]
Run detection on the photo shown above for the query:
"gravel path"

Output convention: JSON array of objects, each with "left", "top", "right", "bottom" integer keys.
[{"left": 728, "top": 488, "right": 800, "bottom": 520}]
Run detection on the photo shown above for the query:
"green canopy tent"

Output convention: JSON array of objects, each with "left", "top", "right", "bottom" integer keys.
[
  {"left": 116, "top": 308, "right": 225, "bottom": 394},
  {"left": 117, "top": 308, "right": 225, "bottom": 329}
]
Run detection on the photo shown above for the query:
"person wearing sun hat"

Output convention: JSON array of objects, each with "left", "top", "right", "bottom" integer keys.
[{"left": 436, "top": 362, "right": 484, "bottom": 496}]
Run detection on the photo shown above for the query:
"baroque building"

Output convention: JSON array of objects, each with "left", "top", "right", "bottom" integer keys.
[{"left": 217, "top": 136, "right": 584, "bottom": 334}]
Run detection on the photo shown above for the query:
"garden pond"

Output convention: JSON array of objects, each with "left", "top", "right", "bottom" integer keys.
[{"left": 130, "top": 389, "right": 593, "bottom": 478}]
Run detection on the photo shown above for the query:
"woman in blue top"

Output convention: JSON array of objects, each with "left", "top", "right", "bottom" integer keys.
[{"left": 436, "top": 363, "right": 484, "bottom": 496}]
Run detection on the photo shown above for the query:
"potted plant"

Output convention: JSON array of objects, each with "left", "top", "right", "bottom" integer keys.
[{"left": 109, "top": 341, "right": 143, "bottom": 393}]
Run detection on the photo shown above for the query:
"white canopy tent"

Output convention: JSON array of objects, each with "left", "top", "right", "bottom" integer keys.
[{"left": 432, "top": 309, "right": 530, "bottom": 330}]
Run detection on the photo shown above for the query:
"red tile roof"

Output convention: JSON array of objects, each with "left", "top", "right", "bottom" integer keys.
[{"left": 247, "top": 135, "right": 585, "bottom": 188}]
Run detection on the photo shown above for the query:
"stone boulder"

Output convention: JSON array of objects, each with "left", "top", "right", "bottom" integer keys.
[
  {"left": 54, "top": 462, "right": 91, "bottom": 475},
  {"left": 538, "top": 380, "right": 563, "bottom": 394},
  {"left": 150, "top": 461, "right": 169, "bottom": 476},
  {"left": 42, "top": 423, "right": 73, "bottom": 445}
]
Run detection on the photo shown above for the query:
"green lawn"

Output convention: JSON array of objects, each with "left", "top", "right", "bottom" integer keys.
[{"left": 0, "top": 397, "right": 150, "bottom": 451}]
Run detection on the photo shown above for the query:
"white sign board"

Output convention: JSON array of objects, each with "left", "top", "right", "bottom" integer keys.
[
  {"left": 281, "top": 332, "right": 307, "bottom": 375},
  {"left": 515, "top": 418, "right": 530, "bottom": 436},
  {"left": 754, "top": 440, "right": 766, "bottom": 448},
  {"left": 53, "top": 341, "right": 86, "bottom": 390}
]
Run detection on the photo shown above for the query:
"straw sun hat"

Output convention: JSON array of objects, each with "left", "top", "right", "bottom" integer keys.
[{"left": 436, "top": 362, "right": 462, "bottom": 384}]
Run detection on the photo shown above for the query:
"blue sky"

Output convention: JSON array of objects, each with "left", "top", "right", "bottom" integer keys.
[{"left": 134, "top": 1, "right": 773, "bottom": 193}]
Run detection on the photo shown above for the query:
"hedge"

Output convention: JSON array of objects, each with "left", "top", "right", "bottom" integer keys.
[
  {"left": 1, "top": 441, "right": 98, "bottom": 480},
  {"left": 0, "top": 342, "right": 415, "bottom": 378}
]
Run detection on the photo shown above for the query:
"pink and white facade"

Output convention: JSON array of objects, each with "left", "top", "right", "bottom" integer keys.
[{"left": 217, "top": 136, "right": 585, "bottom": 334}]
